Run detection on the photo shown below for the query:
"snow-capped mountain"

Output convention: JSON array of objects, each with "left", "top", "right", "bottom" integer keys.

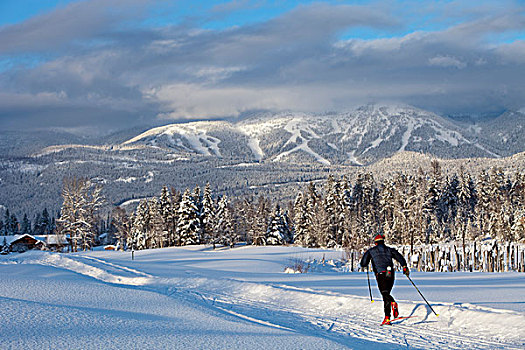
[{"left": 122, "top": 104, "right": 513, "bottom": 165}]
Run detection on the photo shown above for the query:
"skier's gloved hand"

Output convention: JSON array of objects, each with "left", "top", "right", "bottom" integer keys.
[{"left": 403, "top": 266, "right": 409, "bottom": 276}]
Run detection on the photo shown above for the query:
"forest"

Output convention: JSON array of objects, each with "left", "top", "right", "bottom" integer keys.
[{"left": 2, "top": 160, "right": 524, "bottom": 253}]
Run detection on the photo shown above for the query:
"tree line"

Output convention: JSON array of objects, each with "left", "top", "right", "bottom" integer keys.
[
  {"left": 108, "top": 160, "right": 525, "bottom": 252},
  {"left": 0, "top": 207, "right": 56, "bottom": 237},
  {"left": 4, "top": 160, "right": 524, "bottom": 252}
]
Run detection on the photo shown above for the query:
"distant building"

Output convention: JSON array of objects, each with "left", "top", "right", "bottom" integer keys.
[
  {"left": 0, "top": 234, "right": 69, "bottom": 253},
  {"left": 34, "top": 235, "right": 70, "bottom": 251},
  {"left": 0, "top": 234, "right": 44, "bottom": 253}
]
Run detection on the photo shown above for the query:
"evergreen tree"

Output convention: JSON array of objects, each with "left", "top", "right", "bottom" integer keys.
[
  {"left": 131, "top": 200, "right": 149, "bottom": 250},
  {"left": 126, "top": 212, "right": 139, "bottom": 251},
  {"left": 305, "top": 182, "right": 322, "bottom": 247},
  {"left": 159, "top": 186, "right": 174, "bottom": 247},
  {"left": 456, "top": 169, "right": 477, "bottom": 247},
  {"left": 33, "top": 213, "right": 42, "bottom": 234},
  {"left": 201, "top": 183, "right": 215, "bottom": 244},
  {"left": 192, "top": 185, "right": 203, "bottom": 244},
  {"left": 177, "top": 189, "right": 200, "bottom": 245},
  {"left": 250, "top": 196, "right": 270, "bottom": 245},
  {"left": 148, "top": 197, "right": 164, "bottom": 248},
  {"left": 511, "top": 210, "right": 525, "bottom": 242},
  {"left": 3, "top": 209, "right": 10, "bottom": 235},
  {"left": 266, "top": 204, "right": 291, "bottom": 245},
  {"left": 20, "top": 214, "right": 31, "bottom": 235},
  {"left": 220, "top": 201, "right": 237, "bottom": 248},
  {"left": 170, "top": 187, "right": 182, "bottom": 246},
  {"left": 322, "top": 175, "right": 342, "bottom": 248},
  {"left": 9, "top": 213, "right": 19, "bottom": 235},
  {"left": 293, "top": 192, "right": 309, "bottom": 246},
  {"left": 476, "top": 170, "right": 491, "bottom": 240}
]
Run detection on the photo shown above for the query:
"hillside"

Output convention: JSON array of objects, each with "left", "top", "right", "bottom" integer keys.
[
  {"left": 1, "top": 104, "right": 525, "bottom": 215},
  {"left": 122, "top": 104, "right": 518, "bottom": 165}
]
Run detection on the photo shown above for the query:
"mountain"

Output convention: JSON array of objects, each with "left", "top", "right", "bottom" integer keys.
[
  {"left": 2, "top": 104, "right": 525, "bottom": 216},
  {"left": 121, "top": 104, "right": 513, "bottom": 165}
]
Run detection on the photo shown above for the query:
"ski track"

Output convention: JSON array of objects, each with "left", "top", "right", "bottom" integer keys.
[{"left": 5, "top": 252, "right": 524, "bottom": 350}]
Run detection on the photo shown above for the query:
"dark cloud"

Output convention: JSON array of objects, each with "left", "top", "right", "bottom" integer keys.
[
  {"left": 0, "top": 0, "right": 153, "bottom": 54},
  {"left": 0, "top": 1, "right": 524, "bottom": 131}
]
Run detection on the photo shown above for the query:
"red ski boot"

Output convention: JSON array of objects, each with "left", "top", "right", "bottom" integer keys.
[
  {"left": 381, "top": 316, "right": 391, "bottom": 325},
  {"left": 391, "top": 302, "right": 399, "bottom": 318}
]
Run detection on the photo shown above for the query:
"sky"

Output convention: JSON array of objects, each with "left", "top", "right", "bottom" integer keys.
[{"left": 0, "top": 0, "right": 524, "bottom": 132}]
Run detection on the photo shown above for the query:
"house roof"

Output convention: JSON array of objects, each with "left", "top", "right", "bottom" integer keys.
[
  {"left": 33, "top": 235, "right": 69, "bottom": 245},
  {"left": 0, "top": 234, "right": 41, "bottom": 246}
]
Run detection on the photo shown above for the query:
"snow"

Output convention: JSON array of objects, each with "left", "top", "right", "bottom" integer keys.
[
  {"left": 347, "top": 150, "right": 363, "bottom": 166},
  {"left": 1, "top": 246, "right": 524, "bottom": 349},
  {"left": 399, "top": 118, "right": 415, "bottom": 152},
  {"left": 115, "top": 176, "right": 137, "bottom": 183},
  {"left": 124, "top": 122, "right": 223, "bottom": 157}
]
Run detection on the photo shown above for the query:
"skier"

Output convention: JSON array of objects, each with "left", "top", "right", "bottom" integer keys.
[{"left": 360, "top": 233, "right": 409, "bottom": 325}]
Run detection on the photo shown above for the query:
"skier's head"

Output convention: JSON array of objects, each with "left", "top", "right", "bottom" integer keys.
[{"left": 374, "top": 233, "right": 385, "bottom": 244}]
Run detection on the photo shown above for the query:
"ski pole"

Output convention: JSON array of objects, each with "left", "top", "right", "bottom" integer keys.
[
  {"left": 366, "top": 268, "right": 374, "bottom": 303},
  {"left": 406, "top": 274, "right": 438, "bottom": 316}
]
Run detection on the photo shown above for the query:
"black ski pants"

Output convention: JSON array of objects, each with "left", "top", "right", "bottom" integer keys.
[{"left": 376, "top": 272, "right": 395, "bottom": 317}]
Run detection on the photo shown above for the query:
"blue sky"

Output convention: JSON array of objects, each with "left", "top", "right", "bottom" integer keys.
[{"left": 0, "top": 0, "right": 524, "bottom": 130}]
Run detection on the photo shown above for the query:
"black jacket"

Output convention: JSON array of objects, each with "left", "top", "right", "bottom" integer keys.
[{"left": 360, "top": 242, "right": 407, "bottom": 274}]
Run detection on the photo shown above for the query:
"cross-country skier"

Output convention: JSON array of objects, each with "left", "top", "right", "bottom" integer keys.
[{"left": 360, "top": 233, "right": 409, "bottom": 325}]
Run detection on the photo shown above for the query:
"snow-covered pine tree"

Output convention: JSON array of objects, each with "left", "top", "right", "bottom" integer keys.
[
  {"left": 476, "top": 170, "right": 491, "bottom": 240},
  {"left": 293, "top": 192, "right": 309, "bottom": 246},
  {"left": 379, "top": 178, "right": 396, "bottom": 241},
  {"left": 510, "top": 172, "right": 525, "bottom": 209},
  {"left": 304, "top": 182, "right": 321, "bottom": 247},
  {"left": 339, "top": 176, "right": 352, "bottom": 248},
  {"left": 126, "top": 212, "right": 138, "bottom": 251},
  {"left": 170, "top": 187, "right": 182, "bottom": 246},
  {"left": 323, "top": 175, "right": 340, "bottom": 248},
  {"left": 201, "top": 183, "right": 215, "bottom": 244},
  {"left": 211, "top": 195, "right": 227, "bottom": 248},
  {"left": 441, "top": 175, "right": 459, "bottom": 241},
  {"left": 148, "top": 197, "right": 164, "bottom": 248},
  {"left": 265, "top": 204, "right": 291, "bottom": 245},
  {"left": 251, "top": 196, "right": 270, "bottom": 246},
  {"left": 159, "top": 186, "right": 174, "bottom": 247},
  {"left": 511, "top": 209, "right": 525, "bottom": 242},
  {"left": 352, "top": 172, "right": 379, "bottom": 247},
  {"left": 220, "top": 200, "right": 237, "bottom": 248},
  {"left": 456, "top": 169, "right": 477, "bottom": 250},
  {"left": 192, "top": 185, "right": 203, "bottom": 244},
  {"left": 423, "top": 161, "right": 443, "bottom": 244},
  {"left": 132, "top": 200, "right": 149, "bottom": 250},
  {"left": 177, "top": 189, "right": 200, "bottom": 246}
]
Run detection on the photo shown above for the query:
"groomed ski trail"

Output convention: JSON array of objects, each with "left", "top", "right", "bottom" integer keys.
[{"left": 4, "top": 251, "right": 524, "bottom": 350}]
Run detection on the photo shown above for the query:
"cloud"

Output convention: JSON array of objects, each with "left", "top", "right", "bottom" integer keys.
[
  {"left": 428, "top": 55, "right": 467, "bottom": 69},
  {"left": 1, "top": 1, "right": 525, "bottom": 130},
  {"left": 0, "top": 0, "right": 153, "bottom": 54}
]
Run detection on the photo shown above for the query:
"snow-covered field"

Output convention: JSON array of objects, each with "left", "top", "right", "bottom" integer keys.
[{"left": 1, "top": 246, "right": 524, "bottom": 349}]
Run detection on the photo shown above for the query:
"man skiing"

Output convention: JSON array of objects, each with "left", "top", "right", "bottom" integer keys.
[{"left": 360, "top": 233, "right": 409, "bottom": 325}]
